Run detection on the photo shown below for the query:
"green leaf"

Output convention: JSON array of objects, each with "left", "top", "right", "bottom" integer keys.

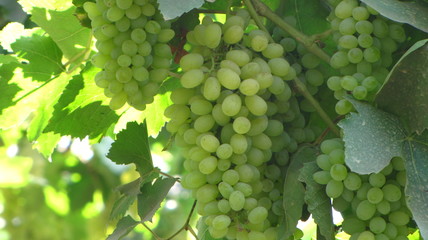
[
  {"left": 10, "top": 28, "right": 64, "bottom": 82},
  {"left": 403, "top": 132, "right": 428, "bottom": 239},
  {"left": 298, "top": 161, "right": 335, "bottom": 240},
  {"left": 44, "top": 65, "right": 119, "bottom": 140},
  {"left": 107, "top": 121, "right": 153, "bottom": 177},
  {"left": 110, "top": 178, "right": 142, "bottom": 220},
  {"left": 115, "top": 92, "right": 172, "bottom": 138},
  {"left": 158, "top": 0, "right": 204, "bottom": 20},
  {"left": 106, "top": 216, "right": 139, "bottom": 240},
  {"left": 28, "top": 7, "right": 92, "bottom": 65},
  {"left": 284, "top": 0, "right": 330, "bottom": 35},
  {"left": 202, "top": 0, "right": 241, "bottom": 11},
  {"left": 282, "top": 146, "right": 317, "bottom": 240},
  {"left": 376, "top": 40, "right": 428, "bottom": 134},
  {"left": 137, "top": 177, "right": 177, "bottom": 222},
  {"left": 361, "top": 0, "right": 428, "bottom": 33},
  {"left": 0, "top": 55, "right": 19, "bottom": 65},
  {"left": 338, "top": 98, "right": 406, "bottom": 174}
]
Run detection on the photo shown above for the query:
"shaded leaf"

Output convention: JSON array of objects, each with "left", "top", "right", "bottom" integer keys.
[
  {"left": 0, "top": 55, "right": 19, "bottom": 65},
  {"left": 29, "top": 7, "right": 92, "bottom": 65},
  {"left": 282, "top": 146, "right": 317, "bottom": 240},
  {"left": 376, "top": 40, "right": 428, "bottom": 134},
  {"left": 338, "top": 98, "right": 406, "bottom": 174},
  {"left": 361, "top": 0, "right": 428, "bottom": 33},
  {"left": 298, "top": 161, "right": 334, "bottom": 240},
  {"left": 137, "top": 177, "right": 177, "bottom": 222},
  {"left": 158, "top": 0, "right": 204, "bottom": 20},
  {"left": 403, "top": 132, "right": 428, "bottom": 239},
  {"left": 44, "top": 65, "right": 119, "bottom": 140},
  {"left": 110, "top": 178, "right": 142, "bottom": 220},
  {"left": 284, "top": 0, "right": 331, "bottom": 35},
  {"left": 106, "top": 216, "right": 139, "bottom": 240},
  {"left": 107, "top": 121, "right": 153, "bottom": 177}
]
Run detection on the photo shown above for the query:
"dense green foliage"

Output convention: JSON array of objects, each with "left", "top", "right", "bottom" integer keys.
[{"left": 0, "top": 0, "right": 427, "bottom": 239}]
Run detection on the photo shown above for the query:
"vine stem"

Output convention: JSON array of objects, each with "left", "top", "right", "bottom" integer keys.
[
  {"left": 142, "top": 222, "right": 162, "bottom": 240},
  {"left": 293, "top": 77, "right": 340, "bottom": 137},
  {"left": 159, "top": 171, "right": 181, "bottom": 183},
  {"left": 250, "top": 0, "right": 331, "bottom": 63},
  {"left": 242, "top": 0, "right": 274, "bottom": 42},
  {"left": 166, "top": 201, "right": 198, "bottom": 240}
]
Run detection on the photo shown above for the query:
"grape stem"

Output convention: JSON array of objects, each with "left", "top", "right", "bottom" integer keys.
[
  {"left": 293, "top": 77, "right": 340, "bottom": 137},
  {"left": 243, "top": 0, "right": 275, "bottom": 42},
  {"left": 250, "top": 0, "right": 331, "bottom": 63},
  {"left": 166, "top": 200, "right": 198, "bottom": 240}
]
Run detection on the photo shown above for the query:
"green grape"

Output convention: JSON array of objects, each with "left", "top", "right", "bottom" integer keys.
[
  {"left": 226, "top": 50, "right": 251, "bottom": 67},
  {"left": 230, "top": 134, "right": 248, "bottom": 154},
  {"left": 106, "top": 6, "right": 125, "bottom": 22},
  {"left": 255, "top": 72, "right": 274, "bottom": 89},
  {"left": 125, "top": 4, "right": 142, "bottom": 19},
  {"left": 316, "top": 154, "right": 332, "bottom": 171},
  {"left": 367, "top": 187, "right": 384, "bottom": 204},
  {"left": 339, "top": 35, "right": 359, "bottom": 49},
  {"left": 199, "top": 156, "right": 218, "bottom": 174},
  {"left": 301, "top": 53, "right": 320, "bottom": 69},
  {"left": 194, "top": 115, "right": 215, "bottom": 132},
  {"left": 137, "top": 41, "right": 152, "bottom": 56},
  {"left": 356, "top": 200, "right": 377, "bottom": 220},
  {"left": 222, "top": 93, "right": 242, "bottom": 116},
  {"left": 241, "top": 62, "right": 261, "bottom": 79},
  {"left": 342, "top": 217, "right": 367, "bottom": 234},
  {"left": 212, "top": 215, "right": 231, "bottom": 230},
  {"left": 262, "top": 43, "right": 284, "bottom": 59},
  {"left": 117, "top": 54, "right": 132, "bottom": 67},
  {"left": 217, "top": 68, "right": 241, "bottom": 90},
  {"left": 234, "top": 182, "right": 253, "bottom": 197},
  {"left": 264, "top": 119, "right": 283, "bottom": 137},
  {"left": 358, "top": 34, "right": 374, "bottom": 48},
  {"left": 329, "top": 149, "right": 345, "bottom": 164},
  {"left": 362, "top": 76, "right": 378, "bottom": 92},
  {"left": 341, "top": 75, "right": 358, "bottom": 91},
  {"left": 389, "top": 24, "right": 406, "bottom": 43},
  {"left": 339, "top": 17, "right": 356, "bottom": 35},
  {"left": 384, "top": 223, "right": 398, "bottom": 239},
  {"left": 205, "top": 23, "right": 222, "bottom": 49},
  {"left": 333, "top": 196, "right": 351, "bottom": 212},
  {"left": 122, "top": 39, "right": 138, "bottom": 55},
  {"left": 382, "top": 184, "right": 402, "bottom": 202},
  {"left": 224, "top": 25, "right": 244, "bottom": 44},
  {"left": 336, "top": 99, "right": 353, "bottom": 115},
  {"left": 132, "top": 66, "right": 149, "bottom": 82},
  {"left": 326, "top": 179, "right": 344, "bottom": 198},
  {"left": 268, "top": 58, "right": 290, "bottom": 77},
  {"left": 251, "top": 35, "right": 269, "bottom": 52},
  {"left": 372, "top": 18, "right": 389, "bottom": 38},
  {"left": 305, "top": 69, "right": 324, "bottom": 87},
  {"left": 369, "top": 173, "right": 386, "bottom": 188},
  {"left": 364, "top": 47, "right": 381, "bottom": 63},
  {"left": 313, "top": 171, "right": 332, "bottom": 185},
  {"left": 252, "top": 133, "right": 272, "bottom": 150},
  {"left": 109, "top": 91, "right": 127, "bottom": 110},
  {"left": 236, "top": 164, "right": 255, "bottom": 183},
  {"left": 191, "top": 99, "right": 212, "bottom": 115},
  {"left": 229, "top": 191, "right": 245, "bottom": 211},
  {"left": 116, "top": 67, "right": 133, "bottom": 83},
  {"left": 245, "top": 95, "right": 268, "bottom": 116},
  {"left": 115, "top": 17, "right": 131, "bottom": 32},
  {"left": 358, "top": 231, "right": 375, "bottom": 240},
  {"left": 200, "top": 134, "right": 220, "bottom": 153},
  {"left": 233, "top": 117, "right": 251, "bottom": 134},
  {"left": 327, "top": 76, "right": 342, "bottom": 91},
  {"left": 335, "top": 0, "right": 357, "bottom": 19},
  {"left": 222, "top": 170, "right": 240, "bottom": 186},
  {"left": 355, "top": 20, "right": 374, "bottom": 34},
  {"left": 344, "top": 172, "right": 362, "bottom": 191},
  {"left": 352, "top": 6, "right": 370, "bottom": 21},
  {"left": 348, "top": 48, "right": 364, "bottom": 63},
  {"left": 369, "top": 217, "right": 387, "bottom": 234},
  {"left": 330, "top": 51, "right": 349, "bottom": 69},
  {"left": 320, "top": 139, "right": 343, "bottom": 154},
  {"left": 181, "top": 69, "right": 204, "bottom": 88},
  {"left": 196, "top": 184, "right": 219, "bottom": 203},
  {"left": 352, "top": 86, "right": 368, "bottom": 100},
  {"left": 388, "top": 211, "right": 410, "bottom": 226},
  {"left": 280, "top": 38, "right": 297, "bottom": 52},
  {"left": 330, "top": 164, "right": 348, "bottom": 181},
  {"left": 248, "top": 206, "right": 268, "bottom": 224}
]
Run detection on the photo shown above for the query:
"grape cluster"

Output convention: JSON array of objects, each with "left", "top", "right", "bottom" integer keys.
[
  {"left": 165, "top": 14, "right": 312, "bottom": 239},
  {"left": 314, "top": 139, "right": 412, "bottom": 240},
  {"left": 327, "top": 0, "right": 406, "bottom": 114},
  {"left": 83, "top": 0, "right": 175, "bottom": 110}
]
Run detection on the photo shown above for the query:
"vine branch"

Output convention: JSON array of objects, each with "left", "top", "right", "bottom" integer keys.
[
  {"left": 250, "top": 0, "right": 331, "bottom": 63},
  {"left": 242, "top": 0, "right": 274, "bottom": 42},
  {"left": 293, "top": 77, "right": 340, "bottom": 137}
]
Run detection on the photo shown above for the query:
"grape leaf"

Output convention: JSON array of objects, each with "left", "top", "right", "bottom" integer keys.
[
  {"left": 0, "top": 55, "right": 19, "bottom": 64},
  {"left": 298, "top": 161, "right": 334, "bottom": 240},
  {"left": 115, "top": 92, "right": 172, "bottom": 138},
  {"left": 282, "top": 146, "right": 317, "bottom": 240},
  {"left": 137, "top": 177, "right": 177, "bottom": 222},
  {"left": 158, "top": 0, "right": 204, "bottom": 20},
  {"left": 11, "top": 29, "right": 64, "bottom": 82},
  {"left": 111, "top": 178, "right": 143, "bottom": 220},
  {"left": 44, "top": 66, "right": 119, "bottom": 140},
  {"left": 338, "top": 98, "right": 406, "bottom": 174},
  {"left": 107, "top": 121, "right": 153, "bottom": 177},
  {"left": 403, "top": 132, "right": 428, "bottom": 239},
  {"left": 376, "top": 40, "right": 428, "bottom": 134},
  {"left": 28, "top": 7, "right": 92, "bottom": 66},
  {"left": 361, "top": 0, "right": 428, "bottom": 33},
  {"left": 202, "top": 0, "right": 241, "bottom": 11},
  {"left": 284, "top": 0, "right": 330, "bottom": 36},
  {"left": 106, "top": 216, "right": 139, "bottom": 240}
]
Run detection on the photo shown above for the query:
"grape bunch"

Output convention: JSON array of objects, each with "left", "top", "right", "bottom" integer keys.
[
  {"left": 164, "top": 14, "right": 312, "bottom": 239},
  {"left": 327, "top": 0, "right": 406, "bottom": 114},
  {"left": 313, "top": 138, "right": 412, "bottom": 240},
  {"left": 83, "top": 0, "right": 175, "bottom": 110}
]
